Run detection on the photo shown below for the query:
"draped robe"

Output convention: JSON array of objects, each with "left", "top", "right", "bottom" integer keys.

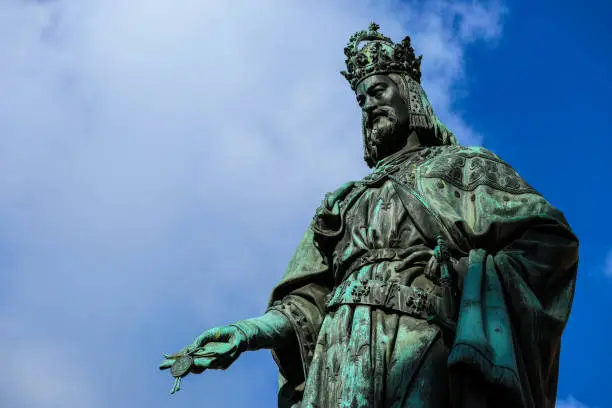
[{"left": 266, "top": 145, "right": 578, "bottom": 408}]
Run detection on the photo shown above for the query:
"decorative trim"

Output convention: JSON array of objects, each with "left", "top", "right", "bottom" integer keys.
[
  {"left": 422, "top": 150, "right": 537, "bottom": 194},
  {"left": 267, "top": 298, "right": 317, "bottom": 378}
]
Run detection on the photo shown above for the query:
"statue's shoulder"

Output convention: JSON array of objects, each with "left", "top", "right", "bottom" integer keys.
[
  {"left": 427, "top": 145, "right": 501, "bottom": 162},
  {"left": 313, "top": 180, "right": 357, "bottom": 217},
  {"left": 419, "top": 145, "right": 537, "bottom": 195}
]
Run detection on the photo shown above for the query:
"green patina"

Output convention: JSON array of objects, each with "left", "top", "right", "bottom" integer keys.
[{"left": 160, "top": 22, "right": 578, "bottom": 408}]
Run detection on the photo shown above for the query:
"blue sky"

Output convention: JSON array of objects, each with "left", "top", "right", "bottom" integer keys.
[
  {"left": 0, "top": 1, "right": 609, "bottom": 407},
  {"left": 463, "top": 1, "right": 612, "bottom": 407}
]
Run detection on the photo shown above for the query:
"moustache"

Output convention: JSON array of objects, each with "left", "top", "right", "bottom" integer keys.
[{"left": 367, "top": 108, "right": 396, "bottom": 128}]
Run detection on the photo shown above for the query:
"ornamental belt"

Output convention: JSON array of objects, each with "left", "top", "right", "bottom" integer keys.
[
  {"left": 325, "top": 278, "right": 433, "bottom": 320},
  {"left": 334, "top": 247, "right": 403, "bottom": 283}
]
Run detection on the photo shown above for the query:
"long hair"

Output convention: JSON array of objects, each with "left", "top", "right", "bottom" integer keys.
[{"left": 361, "top": 72, "right": 458, "bottom": 168}]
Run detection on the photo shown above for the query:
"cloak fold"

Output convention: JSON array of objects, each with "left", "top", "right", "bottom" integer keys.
[
  {"left": 266, "top": 227, "right": 332, "bottom": 405},
  {"left": 417, "top": 147, "right": 578, "bottom": 408}
]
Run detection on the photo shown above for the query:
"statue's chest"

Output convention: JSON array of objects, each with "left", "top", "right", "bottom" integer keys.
[
  {"left": 342, "top": 181, "right": 401, "bottom": 232},
  {"left": 338, "top": 146, "right": 445, "bottom": 225},
  {"left": 331, "top": 181, "right": 426, "bottom": 281},
  {"left": 328, "top": 148, "right": 453, "bottom": 281},
  {"left": 311, "top": 146, "right": 449, "bottom": 269}
]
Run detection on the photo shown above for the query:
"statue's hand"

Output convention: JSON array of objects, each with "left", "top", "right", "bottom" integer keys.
[
  {"left": 422, "top": 254, "right": 469, "bottom": 286},
  {"left": 159, "top": 325, "right": 247, "bottom": 374}
]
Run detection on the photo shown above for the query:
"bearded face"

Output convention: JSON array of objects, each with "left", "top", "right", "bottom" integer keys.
[
  {"left": 369, "top": 106, "right": 400, "bottom": 146},
  {"left": 356, "top": 74, "right": 411, "bottom": 166}
]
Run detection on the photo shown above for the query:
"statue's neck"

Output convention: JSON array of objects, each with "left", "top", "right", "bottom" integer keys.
[
  {"left": 402, "top": 130, "right": 423, "bottom": 151},
  {"left": 375, "top": 130, "right": 423, "bottom": 168}
]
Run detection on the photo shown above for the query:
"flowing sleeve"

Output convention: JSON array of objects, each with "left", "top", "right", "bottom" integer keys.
[
  {"left": 418, "top": 147, "right": 579, "bottom": 408},
  {"left": 266, "top": 225, "right": 333, "bottom": 406}
]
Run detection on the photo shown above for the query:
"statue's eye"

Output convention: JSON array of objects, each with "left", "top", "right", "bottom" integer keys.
[
  {"left": 357, "top": 95, "right": 365, "bottom": 107},
  {"left": 370, "top": 85, "right": 385, "bottom": 98}
]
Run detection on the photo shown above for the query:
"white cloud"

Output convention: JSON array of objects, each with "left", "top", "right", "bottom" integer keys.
[
  {"left": 0, "top": 0, "right": 505, "bottom": 406},
  {"left": 557, "top": 396, "right": 591, "bottom": 408},
  {"left": 0, "top": 319, "right": 99, "bottom": 408}
]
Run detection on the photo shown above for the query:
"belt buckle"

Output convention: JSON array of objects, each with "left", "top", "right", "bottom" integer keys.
[
  {"left": 412, "top": 289, "right": 426, "bottom": 312},
  {"left": 411, "top": 288, "right": 431, "bottom": 315},
  {"left": 350, "top": 279, "right": 370, "bottom": 302}
]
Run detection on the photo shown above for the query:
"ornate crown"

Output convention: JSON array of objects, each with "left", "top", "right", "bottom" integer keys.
[{"left": 340, "top": 22, "right": 422, "bottom": 90}]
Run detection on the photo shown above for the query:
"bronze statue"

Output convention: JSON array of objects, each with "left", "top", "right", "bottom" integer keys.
[{"left": 160, "top": 23, "right": 578, "bottom": 408}]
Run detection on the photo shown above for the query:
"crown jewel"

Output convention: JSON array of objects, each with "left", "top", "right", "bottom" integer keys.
[{"left": 340, "top": 22, "right": 423, "bottom": 90}]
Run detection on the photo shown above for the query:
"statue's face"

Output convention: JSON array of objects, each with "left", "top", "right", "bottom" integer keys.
[{"left": 356, "top": 74, "right": 410, "bottom": 156}]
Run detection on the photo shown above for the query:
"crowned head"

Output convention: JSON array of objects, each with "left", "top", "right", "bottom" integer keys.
[
  {"left": 341, "top": 23, "right": 457, "bottom": 168},
  {"left": 341, "top": 22, "right": 422, "bottom": 90}
]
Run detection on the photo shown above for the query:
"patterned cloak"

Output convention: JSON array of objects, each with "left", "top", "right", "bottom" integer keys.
[{"left": 266, "top": 145, "right": 578, "bottom": 408}]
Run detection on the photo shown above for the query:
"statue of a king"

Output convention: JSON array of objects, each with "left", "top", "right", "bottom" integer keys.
[{"left": 160, "top": 23, "right": 579, "bottom": 408}]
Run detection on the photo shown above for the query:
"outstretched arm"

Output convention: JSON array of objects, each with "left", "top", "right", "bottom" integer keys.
[{"left": 159, "top": 310, "right": 294, "bottom": 374}]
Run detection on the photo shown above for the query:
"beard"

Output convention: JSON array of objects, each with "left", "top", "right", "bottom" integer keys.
[
  {"left": 370, "top": 115, "right": 399, "bottom": 145},
  {"left": 364, "top": 110, "right": 406, "bottom": 164}
]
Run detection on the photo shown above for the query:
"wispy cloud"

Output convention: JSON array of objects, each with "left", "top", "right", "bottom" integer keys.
[
  {"left": 0, "top": 326, "right": 99, "bottom": 408},
  {"left": 0, "top": 0, "right": 505, "bottom": 406},
  {"left": 557, "top": 396, "right": 591, "bottom": 408}
]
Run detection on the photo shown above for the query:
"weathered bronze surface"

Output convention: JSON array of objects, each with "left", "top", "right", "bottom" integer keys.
[
  {"left": 160, "top": 22, "right": 578, "bottom": 408},
  {"left": 170, "top": 355, "right": 193, "bottom": 378}
]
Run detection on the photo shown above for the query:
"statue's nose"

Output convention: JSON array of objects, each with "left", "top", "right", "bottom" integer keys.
[
  {"left": 364, "top": 103, "right": 378, "bottom": 125},
  {"left": 363, "top": 98, "right": 377, "bottom": 113}
]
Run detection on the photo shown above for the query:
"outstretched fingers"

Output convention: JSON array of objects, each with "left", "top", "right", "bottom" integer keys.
[
  {"left": 159, "top": 356, "right": 216, "bottom": 375},
  {"left": 159, "top": 359, "right": 175, "bottom": 370},
  {"left": 192, "top": 327, "right": 230, "bottom": 349},
  {"left": 192, "top": 342, "right": 240, "bottom": 372},
  {"left": 191, "top": 357, "right": 214, "bottom": 374},
  {"left": 191, "top": 355, "right": 232, "bottom": 372}
]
